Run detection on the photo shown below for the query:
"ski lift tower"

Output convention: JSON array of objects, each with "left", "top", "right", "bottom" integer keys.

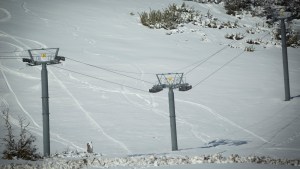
[
  {"left": 149, "top": 73, "right": 192, "bottom": 151},
  {"left": 275, "top": 9, "right": 292, "bottom": 101},
  {"left": 22, "top": 48, "right": 65, "bottom": 157}
]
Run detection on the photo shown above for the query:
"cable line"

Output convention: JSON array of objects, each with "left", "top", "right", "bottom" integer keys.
[
  {"left": 92, "top": 68, "right": 156, "bottom": 75},
  {"left": 184, "top": 44, "right": 233, "bottom": 75},
  {"left": 65, "top": 57, "right": 154, "bottom": 84},
  {"left": 0, "top": 50, "right": 26, "bottom": 54},
  {"left": 51, "top": 65, "right": 148, "bottom": 93},
  {"left": 192, "top": 31, "right": 270, "bottom": 88},
  {"left": 193, "top": 51, "right": 245, "bottom": 88},
  {"left": 0, "top": 56, "right": 29, "bottom": 60},
  {"left": 0, "top": 58, "right": 23, "bottom": 60},
  {"left": 0, "top": 56, "right": 28, "bottom": 58},
  {"left": 181, "top": 31, "right": 270, "bottom": 76}
]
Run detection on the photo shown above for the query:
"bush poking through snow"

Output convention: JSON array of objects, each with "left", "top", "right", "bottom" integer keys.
[
  {"left": 225, "top": 33, "right": 244, "bottom": 40},
  {"left": 1, "top": 110, "right": 41, "bottom": 161},
  {"left": 287, "top": 33, "right": 300, "bottom": 48},
  {"left": 220, "top": 20, "right": 239, "bottom": 29},
  {"left": 245, "top": 45, "right": 255, "bottom": 52},
  {"left": 224, "top": 0, "right": 251, "bottom": 16},
  {"left": 273, "top": 30, "right": 300, "bottom": 47},
  {"left": 224, "top": 0, "right": 276, "bottom": 17},
  {"left": 184, "top": 0, "right": 222, "bottom": 4},
  {"left": 140, "top": 3, "right": 243, "bottom": 31},
  {"left": 246, "top": 28, "right": 256, "bottom": 34},
  {"left": 139, "top": 3, "right": 202, "bottom": 30},
  {"left": 246, "top": 38, "right": 262, "bottom": 45}
]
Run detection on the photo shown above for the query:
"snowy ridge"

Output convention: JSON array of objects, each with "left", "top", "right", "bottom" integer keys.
[{"left": 0, "top": 153, "right": 299, "bottom": 168}]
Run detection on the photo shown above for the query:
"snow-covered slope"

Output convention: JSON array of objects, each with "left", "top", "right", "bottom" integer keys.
[{"left": 0, "top": 0, "right": 299, "bottom": 168}]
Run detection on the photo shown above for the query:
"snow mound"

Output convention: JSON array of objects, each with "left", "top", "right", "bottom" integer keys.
[{"left": 1, "top": 153, "right": 299, "bottom": 169}]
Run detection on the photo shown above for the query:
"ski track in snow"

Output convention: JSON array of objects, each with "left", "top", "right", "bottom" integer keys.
[
  {"left": 51, "top": 132, "right": 85, "bottom": 151},
  {"left": 67, "top": 72, "right": 141, "bottom": 96},
  {"left": 118, "top": 80, "right": 214, "bottom": 143},
  {"left": 0, "top": 63, "right": 39, "bottom": 80},
  {"left": 0, "top": 71, "right": 84, "bottom": 150},
  {"left": 0, "top": 31, "right": 46, "bottom": 129},
  {"left": 272, "top": 111, "right": 300, "bottom": 147},
  {"left": 0, "top": 29, "right": 130, "bottom": 152},
  {"left": 28, "top": 127, "right": 85, "bottom": 151},
  {"left": 118, "top": 64, "right": 212, "bottom": 143},
  {"left": 0, "top": 41, "right": 24, "bottom": 53},
  {"left": 0, "top": 28, "right": 280, "bottom": 156},
  {"left": 0, "top": 31, "right": 87, "bottom": 151},
  {"left": 1, "top": 1, "right": 299, "bottom": 159},
  {"left": 49, "top": 70, "right": 131, "bottom": 154},
  {"left": 118, "top": 65, "right": 209, "bottom": 142},
  {"left": 204, "top": 4, "right": 221, "bottom": 14},
  {"left": 0, "top": 66, "right": 41, "bottom": 128},
  {"left": 0, "top": 30, "right": 46, "bottom": 49},
  {"left": 0, "top": 8, "right": 12, "bottom": 22},
  {"left": 0, "top": 64, "right": 85, "bottom": 150},
  {"left": 0, "top": 101, "right": 82, "bottom": 151},
  {"left": 178, "top": 99, "right": 269, "bottom": 143},
  {"left": 119, "top": 65, "right": 210, "bottom": 143},
  {"left": 21, "top": 1, "right": 49, "bottom": 24},
  {"left": 147, "top": 92, "right": 269, "bottom": 144},
  {"left": 149, "top": 103, "right": 211, "bottom": 143},
  {"left": 176, "top": 109, "right": 212, "bottom": 143}
]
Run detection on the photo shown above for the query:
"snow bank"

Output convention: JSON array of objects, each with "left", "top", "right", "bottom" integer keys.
[{"left": 1, "top": 153, "right": 299, "bottom": 169}]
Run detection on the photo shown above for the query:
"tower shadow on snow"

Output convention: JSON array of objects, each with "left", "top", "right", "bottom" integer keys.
[
  {"left": 291, "top": 95, "right": 300, "bottom": 99},
  {"left": 201, "top": 139, "right": 248, "bottom": 148},
  {"left": 179, "top": 139, "right": 248, "bottom": 151}
]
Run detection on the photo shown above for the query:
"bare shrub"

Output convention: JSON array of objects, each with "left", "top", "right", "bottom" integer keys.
[{"left": 1, "top": 110, "right": 41, "bottom": 160}]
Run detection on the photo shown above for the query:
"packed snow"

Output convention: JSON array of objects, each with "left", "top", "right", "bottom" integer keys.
[{"left": 0, "top": 0, "right": 299, "bottom": 168}]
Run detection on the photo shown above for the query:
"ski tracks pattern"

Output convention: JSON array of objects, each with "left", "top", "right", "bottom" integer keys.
[
  {"left": 0, "top": 6, "right": 130, "bottom": 153},
  {"left": 0, "top": 30, "right": 86, "bottom": 151},
  {"left": 177, "top": 99, "right": 269, "bottom": 143},
  {"left": 119, "top": 65, "right": 211, "bottom": 143},
  {"left": 49, "top": 70, "right": 131, "bottom": 154},
  {"left": 21, "top": 1, "right": 49, "bottom": 24},
  {"left": 0, "top": 67, "right": 41, "bottom": 128},
  {"left": 0, "top": 8, "right": 11, "bottom": 22},
  {"left": 0, "top": 69, "right": 84, "bottom": 151}
]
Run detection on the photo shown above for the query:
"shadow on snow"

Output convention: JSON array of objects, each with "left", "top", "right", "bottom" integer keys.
[{"left": 201, "top": 139, "right": 248, "bottom": 148}]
